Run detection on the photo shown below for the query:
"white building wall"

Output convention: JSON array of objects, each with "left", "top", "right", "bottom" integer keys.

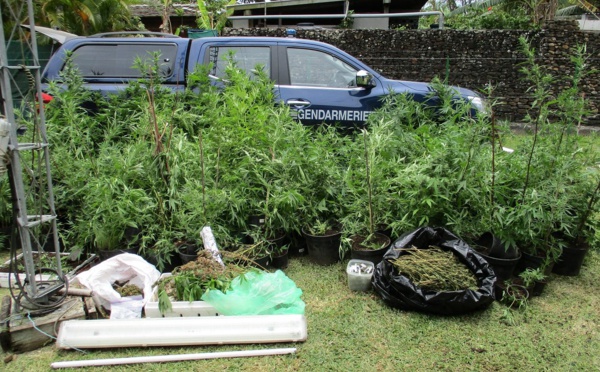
[{"left": 353, "top": 17, "right": 389, "bottom": 30}]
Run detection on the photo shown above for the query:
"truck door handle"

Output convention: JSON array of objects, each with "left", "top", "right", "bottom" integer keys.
[{"left": 286, "top": 99, "right": 310, "bottom": 107}]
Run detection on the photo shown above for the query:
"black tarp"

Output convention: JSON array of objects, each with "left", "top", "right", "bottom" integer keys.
[{"left": 372, "top": 226, "right": 496, "bottom": 315}]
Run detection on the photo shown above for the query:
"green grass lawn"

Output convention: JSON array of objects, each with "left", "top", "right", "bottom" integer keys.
[
  {"left": 1, "top": 128, "right": 599, "bottom": 371},
  {"left": 1, "top": 248, "right": 599, "bottom": 371}
]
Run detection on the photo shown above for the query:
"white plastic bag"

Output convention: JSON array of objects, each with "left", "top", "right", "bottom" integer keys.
[
  {"left": 110, "top": 295, "right": 144, "bottom": 319},
  {"left": 74, "top": 253, "right": 160, "bottom": 312}
]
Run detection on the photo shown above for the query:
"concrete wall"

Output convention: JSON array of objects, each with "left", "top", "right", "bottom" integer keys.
[
  {"left": 223, "top": 20, "right": 600, "bottom": 125},
  {"left": 579, "top": 18, "right": 600, "bottom": 32}
]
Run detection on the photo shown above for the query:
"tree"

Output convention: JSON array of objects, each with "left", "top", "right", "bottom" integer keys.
[
  {"left": 196, "top": 0, "right": 236, "bottom": 32},
  {"left": 158, "top": 0, "right": 173, "bottom": 34},
  {"left": 556, "top": 0, "right": 599, "bottom": 16},
  {"left": 38, "top": 0, "right": 140, "bottom": 35},
  {"left": 449, "top": 0, "right": 561, "bottom": 26}
]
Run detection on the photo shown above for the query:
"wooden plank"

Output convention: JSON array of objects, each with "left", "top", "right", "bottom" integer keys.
[
  {"left": 6, "top": 296, "right": 96, "bottom": 353},
  {"left": 0, "top": 296, "right": 11, "bottom": 352}
]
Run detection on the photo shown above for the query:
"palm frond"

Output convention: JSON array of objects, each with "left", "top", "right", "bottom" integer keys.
[
  {"left": 450, "top": 0, "right": 505, "bottom": 15},
  {"left": 556, "top": 5, "right": 586, "bottom": 16}
]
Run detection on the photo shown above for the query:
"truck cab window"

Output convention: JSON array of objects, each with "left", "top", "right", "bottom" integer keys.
[
  {"left": 70, "top": 44, "right": 177, "bottom": 78},
  {"left": 209, "top": 46, "right": 271, "bottom": 80},
  {"left": 287, "top": 48, "right": 357, "bottom": 88}
]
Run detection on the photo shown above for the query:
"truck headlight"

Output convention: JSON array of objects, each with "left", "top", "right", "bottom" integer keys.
[{"left": 468, "top": 96, "right": 486, "bottom": 112}]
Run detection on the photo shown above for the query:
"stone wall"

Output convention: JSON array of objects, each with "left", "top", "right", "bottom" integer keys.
[{"left": 223, "top": 20, "right": 600, "bottom": 125}]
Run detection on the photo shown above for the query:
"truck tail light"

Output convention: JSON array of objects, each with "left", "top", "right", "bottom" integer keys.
[
  {"left": 36, "top": 92, "right": 54, "bottom": 114},
  {"left": 40, "top": 92, "right": 54, "bottom": 104}
]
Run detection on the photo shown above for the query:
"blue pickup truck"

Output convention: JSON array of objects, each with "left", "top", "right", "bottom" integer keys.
[{"left": 42, "top": 33, "right": 485, "bottom": 127}]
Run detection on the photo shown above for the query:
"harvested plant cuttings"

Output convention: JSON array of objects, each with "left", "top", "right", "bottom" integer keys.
[
  {"left": 391, "top": 245, "right": 478, "bottom": 292},
  {"left": 114, "top": 283, "right": 143, "bottom": 297},
  {"left": 156, "top": 250, "right": 252, "bottom": 307}
]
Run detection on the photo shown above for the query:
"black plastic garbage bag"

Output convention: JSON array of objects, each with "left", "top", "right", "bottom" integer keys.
[{"left": 372, "top": 226, "right": 496, "bottom": 315}]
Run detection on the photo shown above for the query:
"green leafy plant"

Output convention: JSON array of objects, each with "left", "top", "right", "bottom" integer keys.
[
  {"left": 518, "top": 267, "right": 546, "bottom": 288},
  {"left": 500, "top": 306, "right": 519, "bottom": 326},
  {"left": 91, "top": 185, "right": 155, "bottom": 251},
  {"left": 447, "top": 4, "right": 539, "bottom": 30},
  {"left": 338, "top": 10, "right": 354, "bottom": 29},
  {"left": 173, "top": 6, "right": 186, "bottom": 36},
  {"left": 298, "top": 125, "right": 347, "bottom": 238},
  {"left": 501, "top": 283, "right": 529, "bottom": 310},
  {"left": 41, "top": 25, "right": 600, "bottom": 300},
  {"left": 14, "top": 252, "right": 73, "bottom": 274},
  {"left": 0, "top": 176, "right": 13, "bottom": 229},
  {"left": 156, "top": 250, "right": 250, "bottom": 314},
  {"left": 340, "top": 123, "right": 400, "bottom": 251},
  {"left": 305, "top": 219, "right": 337, "bottom": 236},
  {"left": 196, "top": 0, "right": 236, "bottom": 32},
  {"left": 233, "top": 239, "right": 271, "bottom": 261},
  {"left": 497, "top": 38, "right": 600, "bottom": 258}
]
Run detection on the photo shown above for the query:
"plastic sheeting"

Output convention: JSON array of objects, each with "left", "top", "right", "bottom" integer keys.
[
  {"left": 372, "top": 226, "right": 496, "bottom": 315},
  {"left": 201, "top": 270, "right": 305, "bottom": 315}
]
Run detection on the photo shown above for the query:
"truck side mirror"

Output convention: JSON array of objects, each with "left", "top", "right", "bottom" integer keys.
[{"left": 356, "top": 70, "right": 376, "bottom": 89}]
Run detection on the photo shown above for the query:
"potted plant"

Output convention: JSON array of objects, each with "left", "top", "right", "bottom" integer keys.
[
  {"left": 293, "top": 127, "right": 349, "bottom": 263},
  {"left": 231, "top": 238, "right": 271, "bottom": 269},
  {"left": 269, "top": 241, "right": 290, "bottom": 269},
  {"left": 142, "top": 233, "right": 183, "bottom": 273},
  {"left": 501, "top": 283, "right": 529, "bottom": 310},
  {"left": 240, "top": 169, "right": 298, "bottom": 268},
  {"left": 291, "top": 124, "right": 348, "bottom": 265},
  {"left": 472, "top": 232, "right": 521, "bottom": 284},
  {"left": 234, "top": 194, "right": 292, "bottom": 268},
  {"left": 552, "top": 174, "right": 600, "bottom": 276},
  {"left": 174, "top": 239, "right": 200, "bottom": 264},
  {"left": 302, "top": 218, "right": 343, "bottom": 266},
  {"left": 79, "top": 177, "right": 156, "bottom": 260},
  {"left": 518, "top": 267, "right": 547, "bottom": 296},
  {"left": 503, "top": 39, "right": 598, "bottom": 275},
  {"left": 341, "top": 126, "right": 396, "bottom": 265},
  {"left": 160, "top": 128, "right": 240, "bottom": 268}
]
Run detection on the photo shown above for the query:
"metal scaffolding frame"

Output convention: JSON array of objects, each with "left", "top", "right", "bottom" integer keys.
[{"left": 0, "top": 0, "right": 65, "bottom": 309}]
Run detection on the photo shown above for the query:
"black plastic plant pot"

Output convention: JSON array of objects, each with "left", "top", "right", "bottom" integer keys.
[
  {"left": 477, "top": 250, "right": 521, "bottom": 283},
  {"left": 350, "top": 233, "right": 391, "bottom": 266},
  {"left": 287, "top": 232, "right": 307, "bottom": 257},
  {"left": 502, "top": 284, "right": 529, "bottom": 309},
  {"left": 98, "top": 247, "right": 138, "bottom": 261},
  {"left": 515, "top": 252, "right": 554, "bottom": 276},
  {"left": 302, "top": 228, "right": 342, "bottom": 266},
  {"left": 531, "top": 280, "right": 547, "bottom": 296},
  {"left": 267, "top": 234, "right": 287, "bottom": 251},
  {"left": 143, "top": 250, "right": 182, "bottom": 273},
  {"left": 177, "top": 243, "right": 199, "bottom": 264},
  {"left": 271, "top": 250, "right": 289, "bottom": 269},
  {"left": 375, "top": 224, "right": 393, "bottom": 240},
  {"left": 475, "top": 232, "right": 519, "bottom": 259},
  {"left": 252, "top": 255, "right": 270, "bottom": 269},
  {"left": 350, "top": 245, "right": 388, "bottom": 266},
  {"left": 552, "top": 246, "right": 589, "bottom": 276},
  {"left": 267, "top": 234, "right": 289, "bottom": 269},
  {"left": 248, "top": 214, "right": 266, "bottom": 228}
]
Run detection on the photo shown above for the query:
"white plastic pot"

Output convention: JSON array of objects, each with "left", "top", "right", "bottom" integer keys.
[{"left": 346, "top": 259, "right": 374, "bottom": 291}]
